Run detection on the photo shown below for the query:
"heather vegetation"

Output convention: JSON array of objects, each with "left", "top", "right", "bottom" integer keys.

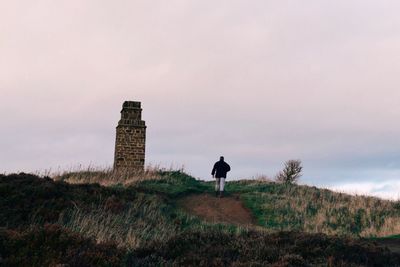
[{"left": 1, "top": 170, "right": 400, "bottom": 266}]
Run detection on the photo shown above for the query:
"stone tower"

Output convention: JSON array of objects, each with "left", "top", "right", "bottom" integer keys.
[{"left": 114, "top": 101, "right": 146, "bottom": 172}]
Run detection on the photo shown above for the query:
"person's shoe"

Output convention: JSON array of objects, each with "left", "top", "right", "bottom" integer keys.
[{"left": 219, "top": 191, "right": 224, "bottom": 198}]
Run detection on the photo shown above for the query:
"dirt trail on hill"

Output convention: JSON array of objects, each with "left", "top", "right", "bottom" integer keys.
[{"left": 178, "top": 194, "right": 255, "bottom": 225}]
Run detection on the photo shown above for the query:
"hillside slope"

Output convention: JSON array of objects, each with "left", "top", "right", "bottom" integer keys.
[
  {"left": 1, "top": 172, "right": 400, "bottom": 266},
  {"left": 226, "top": 180, "right": 400, "bottom": 237}
]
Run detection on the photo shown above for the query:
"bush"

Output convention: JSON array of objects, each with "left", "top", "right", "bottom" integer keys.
[
  {"left": 131, "top": 229, "right": 400, "bottom": 266},
  {"left": 0, "top": 173, "right": 136, "bottom": 228},
  {"left": 0, "top": 224, "right": 125, "bottom": 267},
  {"left": 275, "top": 160, "right": 303, "bottom": 184}
]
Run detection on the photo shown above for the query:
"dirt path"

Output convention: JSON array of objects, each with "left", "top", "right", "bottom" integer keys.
[{"left": 178, "top": 194, "right": 255, "bottom": 225}]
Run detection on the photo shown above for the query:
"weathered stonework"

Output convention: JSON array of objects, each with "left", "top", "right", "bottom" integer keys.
[{"left": 114, "top": 101, "right": 146, "bottom": 172}]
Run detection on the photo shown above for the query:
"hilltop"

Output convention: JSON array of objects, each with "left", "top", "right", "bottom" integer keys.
[{"left": 1, "top": 171, "right": 400, "bottom": 266}]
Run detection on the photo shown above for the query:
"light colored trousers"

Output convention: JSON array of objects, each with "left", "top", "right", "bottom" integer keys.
[{"left": 215, "top": 178, "right": 225, "bottom": 191}]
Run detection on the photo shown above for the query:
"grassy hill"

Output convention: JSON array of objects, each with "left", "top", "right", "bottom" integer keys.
[
  {"left": 226, "top": 180, "right": 400, "bottom": 237},
  {"left": 1, "top": 170, "right": 400, "bottom": 266}
]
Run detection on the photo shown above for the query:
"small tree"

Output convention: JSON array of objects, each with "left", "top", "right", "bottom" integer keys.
[{"left": 275, "top": 160, "right": 302, "bottom": 184}]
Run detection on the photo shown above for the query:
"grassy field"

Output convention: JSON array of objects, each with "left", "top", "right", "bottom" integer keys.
[{"left": 1, "top": 170, "right": 400, "bottom": 266}]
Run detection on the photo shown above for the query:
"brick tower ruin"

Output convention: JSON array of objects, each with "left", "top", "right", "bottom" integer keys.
[{"left": 114, "top": 101, "right": 146, "bottom": 172}]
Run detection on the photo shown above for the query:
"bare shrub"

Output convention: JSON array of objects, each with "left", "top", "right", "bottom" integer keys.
[{"left": 275, "top": 160, "right": 303, "bottom": 184}]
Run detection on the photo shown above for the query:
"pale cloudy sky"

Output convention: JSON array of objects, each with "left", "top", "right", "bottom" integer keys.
[{"left": 1, "top": 1, "right": 400, "bottom": 199}]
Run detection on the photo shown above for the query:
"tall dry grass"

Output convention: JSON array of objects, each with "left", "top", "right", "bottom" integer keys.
[
  {"left": 58, "top": 194, "right": 179, "bottom": 249},
  {"left": 52, "top": 164, "right": 181, "bottom": 186}
]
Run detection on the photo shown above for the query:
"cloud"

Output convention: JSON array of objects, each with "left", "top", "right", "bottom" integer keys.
[{"left": 328, "top": 179, "right": 400, "bottom": 200}]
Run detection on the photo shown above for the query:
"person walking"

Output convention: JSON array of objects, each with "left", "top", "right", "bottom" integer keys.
[{"left": 211, "top": 156, "right": 231, "bottom": 198}]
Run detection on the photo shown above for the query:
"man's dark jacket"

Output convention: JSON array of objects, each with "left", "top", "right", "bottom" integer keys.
[{"left": 212, "top": 160, "right": 231, "bottom": 178}]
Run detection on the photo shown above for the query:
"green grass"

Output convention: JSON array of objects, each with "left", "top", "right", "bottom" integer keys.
[{"left": 134, "top": 170, "right": 213, "bottom": 198}]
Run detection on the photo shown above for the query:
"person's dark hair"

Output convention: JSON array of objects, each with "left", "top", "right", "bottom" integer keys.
[{"left": 220, "top": 156, "right": 224, "bottom": 161}]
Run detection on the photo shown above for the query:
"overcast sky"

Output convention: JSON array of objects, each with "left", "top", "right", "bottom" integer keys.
[{"left": 1, "top": 1, "right": 400, "bottom": 199}]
